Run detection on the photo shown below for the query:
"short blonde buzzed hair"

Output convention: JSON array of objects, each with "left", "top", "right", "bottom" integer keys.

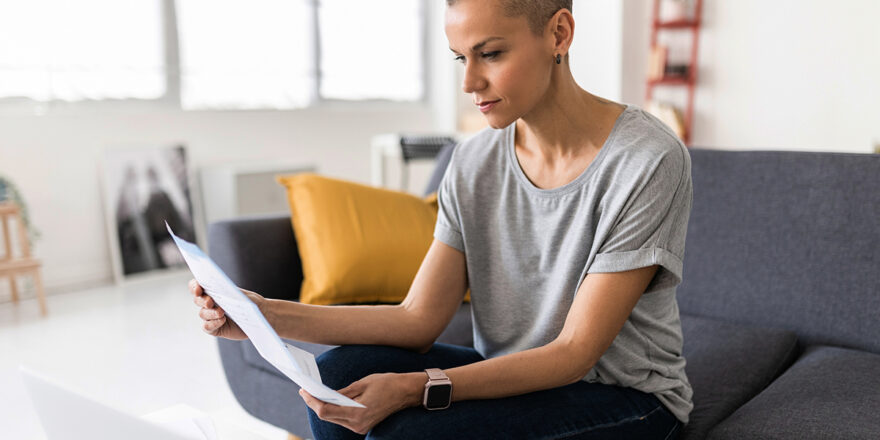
[{"left": 447, "top": 0, "right": 573, "bottom": 36}]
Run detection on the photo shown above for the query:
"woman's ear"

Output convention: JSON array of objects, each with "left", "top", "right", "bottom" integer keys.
[{"left": 547, "top": 8, "right": 575, "bottom": 59}]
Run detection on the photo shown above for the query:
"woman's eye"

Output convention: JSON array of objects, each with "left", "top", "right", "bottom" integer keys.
[{"left": 453, "top": 51, "right": 501, "bottom": 64}]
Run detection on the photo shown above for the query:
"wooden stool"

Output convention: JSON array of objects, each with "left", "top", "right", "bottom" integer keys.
[{"left": 0, "top": 201, "right": 47, "bottom": 316}]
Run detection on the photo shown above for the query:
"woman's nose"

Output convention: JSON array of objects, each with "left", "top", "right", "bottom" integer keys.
[{"left": 461, "top": 63, "right": 486, "bottom": 93}]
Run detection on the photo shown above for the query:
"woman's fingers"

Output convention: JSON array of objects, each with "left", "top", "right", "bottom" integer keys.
[
  {"left": 203, "top": 317, "right": 226, "bottom": 333},
  {"left": 338, "top": 380, "right": 366, "bottom": 398},
  {"left": 193, "top": 294, "right": 214, "bottom": 309},
  {"left": 189, "top": 280, "right": 250, "bottom": 341},
  {"left": 188, "top": 279, "right": 202, "bottom": 295},
  {"left": 190, "top": 280, "right": 215, "bottom": 309},
  {"left": 198, "top": 306, "right": 225, "bottom": 321},
  {"left": 191, "top": 279, "right": 224, "bottom": 321},
  {"left": 300, "top": 390, "right": 353, "bottom": 424},
  {"left": 189, "top": 279, "right": 246, "bottom": 339},
  {"left": 190, "top": 279, "right": 207, "bottom": 304}
]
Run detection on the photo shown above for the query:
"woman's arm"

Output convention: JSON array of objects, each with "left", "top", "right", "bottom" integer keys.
[
  {"left": 193, "top": 239, "right": 468, "bottom": 352},
  {"left": 442, "top": 264, "right": 658, "bottom": 399},
  {"left": 267, "top": 240, "right": 468, "bottom": 350},
  {"left": 301, "top": 263, "right": 659, "bottom": 434}
]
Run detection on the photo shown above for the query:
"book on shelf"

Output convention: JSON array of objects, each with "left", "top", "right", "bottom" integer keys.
[
  {"left": 646, "top": 100, "right": 686, "bottom": 140},
  {"left": 648, "top": 45, "right": 668, "bottom": 81},
  {"left": 664, "top": 64, "right": 689, "bottom": 79}
]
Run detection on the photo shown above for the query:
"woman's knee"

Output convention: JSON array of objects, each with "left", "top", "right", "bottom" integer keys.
[
  {"left": 316, "top": 344, "right": 482, "bottom": 391},
  {"left": 316, "top": 345, "right": 417, "bottom": 390}
]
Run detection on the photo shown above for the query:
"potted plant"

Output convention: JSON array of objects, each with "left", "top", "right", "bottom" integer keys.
[{"left": 0, "top": 175, "right": 40, "bottom": 244}]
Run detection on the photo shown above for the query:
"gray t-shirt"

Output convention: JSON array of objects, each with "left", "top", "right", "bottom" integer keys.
[{"left": 434, "top": 105, "right": 694, "bottom": 423}]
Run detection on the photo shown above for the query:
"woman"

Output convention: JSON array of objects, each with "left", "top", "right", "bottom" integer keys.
[{"left": 191, "top": 0, "right": 693, "bottom": 438}]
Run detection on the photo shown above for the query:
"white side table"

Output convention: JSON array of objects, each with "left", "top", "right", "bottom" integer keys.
[{"left": 370, "top": 134, "right": 461, "bottom": 194}]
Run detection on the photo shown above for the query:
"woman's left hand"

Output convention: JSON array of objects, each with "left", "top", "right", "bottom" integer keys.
[{"left": 300, "top": 372, "right": 422, "bottom": 435}]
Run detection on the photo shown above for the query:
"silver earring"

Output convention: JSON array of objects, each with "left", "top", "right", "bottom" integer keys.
[{"left": 556, "top": 54, "right": 562, "bottom": 64}]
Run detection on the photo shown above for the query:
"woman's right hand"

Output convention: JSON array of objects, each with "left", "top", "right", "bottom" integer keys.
[{"left": 189, "top": 278, "right": 266, "bottom": 340}]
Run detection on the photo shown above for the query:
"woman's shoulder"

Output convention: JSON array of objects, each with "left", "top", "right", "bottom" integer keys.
[
  {"left": 613, "top": 106, "right": 687, "bottom": 153},
  {"left": 603, "top": 105, "right": 691, "bottom": 174}
]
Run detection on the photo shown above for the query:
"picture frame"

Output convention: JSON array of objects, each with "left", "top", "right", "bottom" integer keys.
[{"left": 100, "top": 144, "right": 200, "bottom": 284}]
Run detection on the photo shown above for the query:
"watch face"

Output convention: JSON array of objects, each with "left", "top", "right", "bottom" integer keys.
[{"left": 425, "top": 383, "right": 452, "bottom": 409}]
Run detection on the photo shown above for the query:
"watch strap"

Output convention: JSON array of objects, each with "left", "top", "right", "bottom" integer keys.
[{"left": 425, "top": 368, "right": 448, "bottom": 381}]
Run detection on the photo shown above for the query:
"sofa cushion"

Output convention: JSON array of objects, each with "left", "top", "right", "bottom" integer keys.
[
  {"left": 424, "top": 142, "right": 456, "bottom": 196},
  {"left": 276, "top": 173, "right": 439, "bottom": 305},
  {"left": 208, "top": 214, "right": 304, "bottom": 302},
  {"left": 217, "top": 338, "right": 315, "bottom": 437},
  {"left": 708, "top": 346, "right": 880, "bottom": 440},
  {"left": 678, "top": 150, "right": 880, "bottom": 353},
  {"left": 679, "top": 313, "right": 798, "bottom": 440}
]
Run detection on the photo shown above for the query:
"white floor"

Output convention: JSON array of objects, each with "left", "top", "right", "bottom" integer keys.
[{"left": 0, "top": 272, "right": 289, "bottom": 440}]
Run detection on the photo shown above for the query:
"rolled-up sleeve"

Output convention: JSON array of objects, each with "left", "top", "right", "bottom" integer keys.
[
  {"left": 433, "top": 150, "right": 465, "bottom": 253},
  {"left": 589, "top": 147, "right": 692, "bottom": 293}
]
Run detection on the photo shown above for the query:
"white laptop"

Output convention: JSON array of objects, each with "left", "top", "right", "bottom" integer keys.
[{"left": 20, "top": 366, "right": 202, "bottom": 440}]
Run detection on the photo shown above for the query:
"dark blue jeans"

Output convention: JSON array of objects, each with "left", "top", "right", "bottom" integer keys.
[{"left": 307, "top": 344, "right": 682, "bottom": 440}]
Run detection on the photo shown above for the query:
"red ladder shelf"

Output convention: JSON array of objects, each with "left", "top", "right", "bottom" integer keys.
[{"left": 645, "top": 0, "right": 704, "bottom": 145}]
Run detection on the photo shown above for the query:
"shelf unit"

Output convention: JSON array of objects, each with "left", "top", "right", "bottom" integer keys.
[
  {"left": 0, "top": 201, "right": 47, "bottom": 315},
  {"left": 645, "top": 0, "right": 704, "bottom": 145}
]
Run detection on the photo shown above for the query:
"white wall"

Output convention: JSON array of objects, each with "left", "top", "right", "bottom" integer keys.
[
  {"left": 0, "top": 0, "right": 458, "bottom": 297},
  {"left": 621, "top": 0, "right": 652, "bottom": 107},
  {"left": 622, "top": 0, "right": 880, "bottom": 152},
  {"left": 570, "top": 0, "right": 623, "bottom": 102},
  {"left": 0, "top": 106, "right": 434, "bottom": 295},
  {"left": 5, "top": 0, "right": 878, "bottom": 298}
]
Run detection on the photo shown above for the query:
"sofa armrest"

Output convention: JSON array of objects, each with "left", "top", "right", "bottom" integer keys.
[{"left": 207, "top": 214, "right": 303, "bottom": 302}]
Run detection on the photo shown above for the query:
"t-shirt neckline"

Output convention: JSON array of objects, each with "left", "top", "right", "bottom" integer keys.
[{"left": 506, "top": 104, "right": 630, "bottom": 197}]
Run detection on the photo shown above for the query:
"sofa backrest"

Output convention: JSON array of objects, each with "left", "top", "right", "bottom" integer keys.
[
  {"left": 677, "top": 149, "right": 880, "bottom": 353},
  {"left": 424, "top": 142, "right": 457, "bottom": 196}
]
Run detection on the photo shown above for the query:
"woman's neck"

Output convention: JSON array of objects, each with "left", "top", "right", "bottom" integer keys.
[{"left": 515, "top": 70, "right": 624, "bottom": 164}]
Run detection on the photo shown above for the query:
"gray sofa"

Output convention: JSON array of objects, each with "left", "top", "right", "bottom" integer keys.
[{"left": 208, "top": 148, "right": 880, "bottom": 439}]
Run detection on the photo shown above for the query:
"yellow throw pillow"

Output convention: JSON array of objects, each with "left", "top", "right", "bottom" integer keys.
[{"left": 276, "top": 174, "right": 445, "bottom": 305}]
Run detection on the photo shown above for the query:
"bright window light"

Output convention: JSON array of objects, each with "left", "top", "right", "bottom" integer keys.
[
  {"left": 0, "top": 0, "right": 425, "bottom": 109},
  {"left": 318, "top": 0, "right": 424, "bottom": 101},
  {"left": 176, "top": 0, "right": 316, "bottom": 110},
  {"left": 0, "top": 0, "right": 165, "bottom": 101}
]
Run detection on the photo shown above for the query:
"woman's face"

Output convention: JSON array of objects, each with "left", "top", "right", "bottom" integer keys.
[{"left": 446, "top": 0, "right": 554, "bottom": 129}]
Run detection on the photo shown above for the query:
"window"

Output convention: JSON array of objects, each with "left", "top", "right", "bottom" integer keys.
[
  {"left": 175, "top": 0, "right": 316, "bottom": 110},
  {"left": 0, "top": 0, "right": 425, "bottom": 110},
  {"left": 177, "top": 0, "right": 425, "bottom": 109},
  {"left": 0, "top": 0, "right": 165, "bottom": 102},
  {"left": 318, "top": 0, "right": 424, "bottom": 101}
]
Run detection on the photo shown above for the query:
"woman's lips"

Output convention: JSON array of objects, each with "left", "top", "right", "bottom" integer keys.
[{"left": 478, "top": 100, "right": 500, "bottom": 113}]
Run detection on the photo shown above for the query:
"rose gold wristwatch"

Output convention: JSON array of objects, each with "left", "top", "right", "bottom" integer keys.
[{"left": 422, "top": 368, "right": 453, "bottom": 410}]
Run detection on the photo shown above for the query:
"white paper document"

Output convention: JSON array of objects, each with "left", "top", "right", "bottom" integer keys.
[{"left": 167, "top": 222, "right": 364, "bottom": 408}]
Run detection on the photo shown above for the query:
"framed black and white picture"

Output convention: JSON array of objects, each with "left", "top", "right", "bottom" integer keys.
[{"left": 101, "top": 144, "right": 198, "bottom": 283}]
